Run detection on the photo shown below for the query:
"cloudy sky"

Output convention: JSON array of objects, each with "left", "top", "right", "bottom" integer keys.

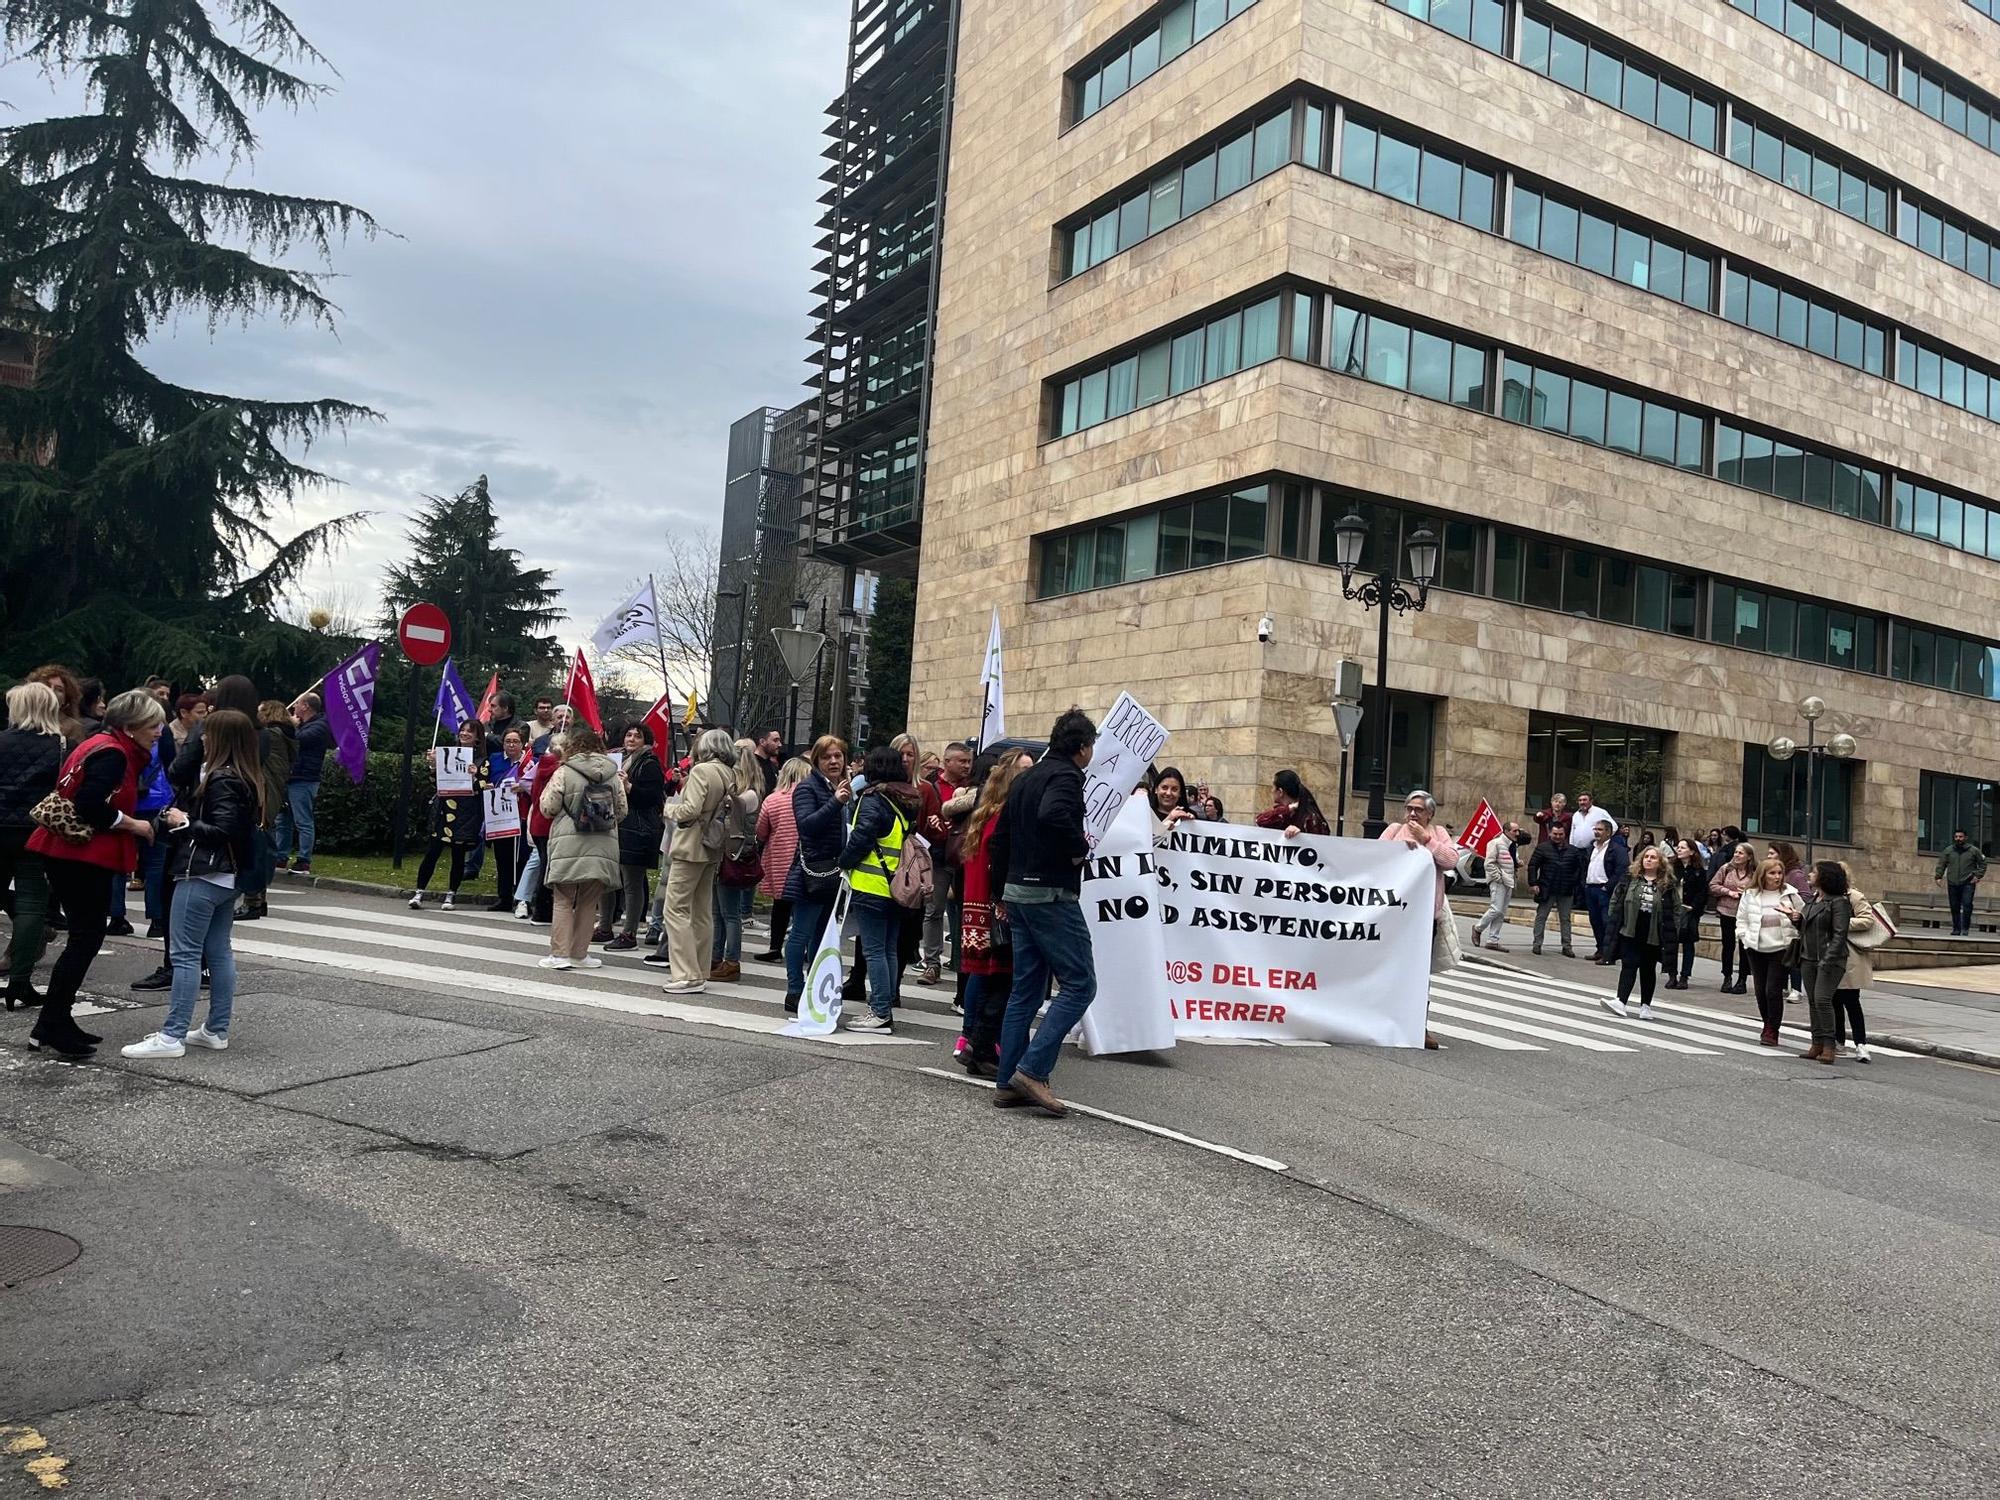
[{"left": 3, "top": 0, "right": 845, "bottom": 642}]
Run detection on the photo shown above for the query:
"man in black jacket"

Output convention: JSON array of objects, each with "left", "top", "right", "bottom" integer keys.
[
  {"left": 986, "top": 709, "right": 1096, "bottom": 1117},
  {"left": 1526, "top": 836, "right": 1584, "bottom": 957}
]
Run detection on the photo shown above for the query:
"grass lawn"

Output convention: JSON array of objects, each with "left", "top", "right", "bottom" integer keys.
[{"left": 296, "top": 851, "right": 503, "bottom": 898}]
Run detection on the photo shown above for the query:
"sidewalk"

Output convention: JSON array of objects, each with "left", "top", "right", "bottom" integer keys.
[{"left": 1461, "top": 908, "right": 2000, "bottom": 1069}]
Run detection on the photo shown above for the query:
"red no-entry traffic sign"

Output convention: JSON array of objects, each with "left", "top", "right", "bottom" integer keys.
[{"left": 398, "top": 603, "right": 452, "bottom": 666}]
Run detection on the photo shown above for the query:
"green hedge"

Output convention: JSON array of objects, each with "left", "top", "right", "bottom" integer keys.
[{"left": 312, "top": 752, "right": 438, "bottom": 854}]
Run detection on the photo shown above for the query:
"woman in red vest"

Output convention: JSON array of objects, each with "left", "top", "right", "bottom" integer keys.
[{"left": 28, "top": 689, "right": 185, "bottom": 1056}]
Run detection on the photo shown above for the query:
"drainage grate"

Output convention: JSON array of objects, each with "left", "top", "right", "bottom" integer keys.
[{"left": 0, "top": 1226, "right": 81, "bottom": 1289}]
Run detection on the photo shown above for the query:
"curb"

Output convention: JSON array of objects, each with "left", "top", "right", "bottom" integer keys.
[
  {"left": 1462, "top": 953, "right": 2000, "bottom": 1072},
  {"left": 272, "top": 870, "right": 417, "bottom": 902}
]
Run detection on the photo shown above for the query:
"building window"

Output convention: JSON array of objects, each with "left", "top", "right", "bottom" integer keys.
[
  {"left": 1894, "top": 332, "right": 2000, "bottom": 425},
  {"left": 1721, "top": 265, "right": 1886, "bottom": 376},
  {"left": 1499, "top": 355, "right": 1704, "bottom": 471},
  {"left": 1526, "top": 712, "right": 1667, "bottom": 823},
  {"left": 1062, "top": 101, "right": 1296, "bottom": 278},
  {"left": 1327, "top": 298, "right": 1489, "bottom": 409},
  {"left": 1714, "top": 421, "right": 1885, "bottom": 524},
  {"left": 1516, "top": 9, "right": 1719, "bottom": 149},
  {"left": 1899, "top": 53, "right": 2000, "bottom": 166},
  {"left": 1335, "top": 113, "right": 1498, "bottom": 232},
  {"left": 1722, "top": 0, "right": 1892, "bottom": 94},
  {"left": 1050, "top": 291, "right": 1289, "bottom": 438},
  {"left": 1509, "top": 182, "right": 1712, "bottom": 311},
  {"left": 1918, "top": 770, "right": 1999, "bottom": 854},
  {"left": 1891, "top": 623, "right": 2000, "bottom": 700},
  {"left": 1069, "top": 0, "right": 1258, "bottom": 126},
  {"left": 1352, "top": 688, "right": 1438, "bottom": 802},
  {"left": 1035, "top": 483, "right": 1271, "bottom": 598},
  {"left": 1741, "top": 744, "right": 1859, "bottom": 843}
]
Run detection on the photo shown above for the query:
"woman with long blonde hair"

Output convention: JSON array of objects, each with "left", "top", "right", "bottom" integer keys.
[
  {"left": 1734, "top": 855, "right": 1801, "bottom": 1046},
  {"left": 1, "top": 681, "right": 65, "bottom": 1009},
  {"left": 955, "top": 749, "right": 1036, "bottom": 1073}
]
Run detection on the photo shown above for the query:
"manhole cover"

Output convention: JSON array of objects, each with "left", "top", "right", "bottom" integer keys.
[{"left": 0, "top": 1226, "right": 81, "bottom": 1288}]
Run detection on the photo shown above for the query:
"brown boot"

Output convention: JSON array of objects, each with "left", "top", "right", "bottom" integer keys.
[
  {"left": 1008, "top": 1072, "right": 1068, "bottom": 1118},
  {"left": 1758, "top": 1026, "right": 1779, "bottom": 1046},
  {"left": 1817, "top": 1043, "right": 1838, "bottom": 1064},
  {"left": 1801, "top": 1042, "right": 1824, "bottom": 1060}
]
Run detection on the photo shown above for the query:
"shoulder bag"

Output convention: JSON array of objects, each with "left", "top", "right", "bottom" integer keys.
[{"left": 28, "top": 741, "right": 109, "bottom": 846}]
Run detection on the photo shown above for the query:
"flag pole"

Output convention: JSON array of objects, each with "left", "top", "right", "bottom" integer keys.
[{"left": 648, "top": 575, "right": 677, "bottom": 761}]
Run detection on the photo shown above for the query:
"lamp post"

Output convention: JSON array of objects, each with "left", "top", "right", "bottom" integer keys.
[
  {"left": 1764, "top": 694, "right": 1858, "bottom": 870},
  {"left": 769, "top": 596, "right": 827, "bottom": 756},
  {"left": 834, "top": 603, "right": 859, "bottom": 742},
  {"left": 1332, "top": 512, "right": 1441, "bottom": 839},
  {"left": 809, "top": 598, "right": 829, "bottom": 739}
]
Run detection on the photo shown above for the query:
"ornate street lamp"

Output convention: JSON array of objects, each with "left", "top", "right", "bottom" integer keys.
[
  {"left": 1766, "top": 696, "right": 1858, "bottom": 868},
  {"left": 1333, "top": 512, "right": 1441, "bottom": 838}
]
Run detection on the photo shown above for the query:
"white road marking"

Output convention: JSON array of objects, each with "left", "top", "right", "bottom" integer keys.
[
  {"left": 1426, "top": 1001, "right": 1635, "bottom": 1052},
  {"left": 1432, "top": 981, "right": 1723, "bottom": 1055},
  {"left": 1424, "top": 1020, "right": 1545, "bottom": 1051},
  {"left": 229, "top": 938, "right": 924, "bottom": 1045},
  {"left": 918, "top": 1067, "right": 1289, "bottom": 1172},
  {"left": 1452, "top": 970, "right": 1784, "bottom": 1056}
]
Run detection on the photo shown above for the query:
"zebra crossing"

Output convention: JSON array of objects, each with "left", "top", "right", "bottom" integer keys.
[{"left": 245, "top": 890, "right": 1907, "bottom": 1064}]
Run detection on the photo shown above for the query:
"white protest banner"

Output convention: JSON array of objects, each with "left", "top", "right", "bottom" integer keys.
[
  {"left": 1157, "top": 824, "right": 1432, "bottom": 1047},
  {"left": 782, "top": 888, "right": 849, "bottom": 1038},
  {"left": 434, "top": 746, "right": 475, "bottom": 794},
  {"left": 483, "top": 783, "right": 521, "bottom": 840},
  {"left": 1081, "top": 691, "right": 1168, "bottom": 850},
  {"left": 1078, "top": 793, "right": 1176, "bottom": 1056}
]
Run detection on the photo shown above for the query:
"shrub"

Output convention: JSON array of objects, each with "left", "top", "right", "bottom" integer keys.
[{"left": 312, "top": 752, "right": 436, "bottom": 854}]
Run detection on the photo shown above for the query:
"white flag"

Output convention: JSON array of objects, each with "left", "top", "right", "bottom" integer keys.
[
  {"left": 977, "top": 607, "right": 1006, "bottom": 748},
  {"left": 590, "top": 578, "right": 659, "bottom": 657},
  {"left": 781, "top": 890, "right": 849, "bottom": 1037}
]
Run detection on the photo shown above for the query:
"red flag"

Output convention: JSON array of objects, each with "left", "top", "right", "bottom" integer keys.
[
  {"left": 474, "top": 671, "right": 501, "bottom": 726},
  {"left": 566, "top": 648, "right": 603, "bottom": 733},
  {"left": 642, "top": 691, "right": 674, "bottom": 755},
  {"left": 1457, "top": 798, "right": 1501, "bottom": 852}
]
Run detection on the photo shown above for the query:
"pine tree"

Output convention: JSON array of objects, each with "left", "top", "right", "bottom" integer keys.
[
  {"left": 379, "top": 476, "right": 566, "bottom": 681},
  {"left": 0, "top": 0, "right": 377, "bottom": 682}
]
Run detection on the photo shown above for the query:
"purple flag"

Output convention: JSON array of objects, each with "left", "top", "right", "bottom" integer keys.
[{"left": 324, "top": 642, "right": 380, "bottom": 783}]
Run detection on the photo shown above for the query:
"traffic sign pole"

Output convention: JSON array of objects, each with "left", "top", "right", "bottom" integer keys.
[{"left": 392, "top": 604, "right": 452, "bottom": 870}]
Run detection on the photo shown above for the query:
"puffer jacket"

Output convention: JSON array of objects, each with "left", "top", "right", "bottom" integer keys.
[
  {"left": 540, "top": 752, "right": 627, "bottom": 888},
  {"left": 0, "top": 726, "right": 64, "bottom": 829},
  {"left": 170, "top": 766, "right": 260, "bottom": 882},
  {"left": 784, "top": 772, "right": 845, "bottom": 901},
  {"left": 1735, "top": 886, "right": 1800, "bottom": 955}
]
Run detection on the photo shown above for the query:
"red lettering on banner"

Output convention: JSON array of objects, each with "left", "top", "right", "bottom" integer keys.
[{"left": 1264, "top": 969, "right": 1317, "bottom": 991}]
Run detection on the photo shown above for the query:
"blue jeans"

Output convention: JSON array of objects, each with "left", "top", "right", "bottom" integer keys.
[
  {"left": 514, "top": 841, "right": 543, "bottom": 905},
  {"left": 164, "top": 878, "right": 237, "bottom": 1039},
  {"left": 997, "top": 897, "right": 1097, "bottom": 1088},
  {"left": 1948, "top": 880, "right": 1976, "bottom": 935},
  {"left": 712, "top": 882, "right": 754, "bottom": 963},
  {"left": 785, "top": 894, "right": 833, "bottom": 1000},
  {"left": 140, "top": 836, "right": 169, "bottom": 922},
  {"left": 275, "top": 782, "right": 319, "bottom": 863},
  {"left": 1584, "top": 883, "right": 1613, "bottom": 954},
  {"left": 853, "top": 893, "right": 901, "bottom": 1019}
]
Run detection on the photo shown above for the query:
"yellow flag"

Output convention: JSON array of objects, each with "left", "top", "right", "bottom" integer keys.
[{"left": 683, "top": 692, "right": 699, "bottom": 726}]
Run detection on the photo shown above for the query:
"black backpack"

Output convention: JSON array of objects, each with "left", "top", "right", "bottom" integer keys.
[{"left": 571, "top": 776, "right": 618, "bottom": 834}]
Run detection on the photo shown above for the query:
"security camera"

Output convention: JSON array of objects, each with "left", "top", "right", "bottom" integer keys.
[{"left": 1257, "top": 614, "right": 1274, "bottom": 645}]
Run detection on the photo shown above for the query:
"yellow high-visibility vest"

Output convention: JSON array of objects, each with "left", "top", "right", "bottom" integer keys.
[{"left": 847, "top": 797, "right": 907, "bottom": 900}]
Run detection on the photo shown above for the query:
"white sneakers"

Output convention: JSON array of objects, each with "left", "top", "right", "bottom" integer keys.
[
  {"left": 662, "top": 980, "right": 706, "bottom": 995},
  {"left": 185, "top": 1026, "right": 228, "bottom": 1050},
  {"left": 514, "top": 901, "right": 530, "bottom": 920},
  {"left": 845, "top": 1012, "right": 892, "bottom": 1032},
  {"left": 1637, "top": 1004, "right": 1654, "bottom": 1021},
  {"left": 407, "top": 892, "right": 423, "bottom": 909},
  {"left": 538, "top": 955, "right": 573, "bottom": 970},
  {"left": 576, "top": 957, "right": 602, "bottom": 969},
  {"left": 1598, "top": 996, "right": 1630, "bottom": 1019},
  {"left": 1854, "top": 1043, "right": 1872, "bottom": 1063},
  {"left": 121, "top": 1032, "right": 185, "bottom": 1059},
  {"left": 441, "top": 894, "right": 455, "bottom": 912}
]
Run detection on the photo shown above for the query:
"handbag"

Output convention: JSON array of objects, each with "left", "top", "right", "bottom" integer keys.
[
  {"left": 28, "top": 747, "right": 102, "bottom": 846},
  {"left": 719, "top": 848, "right": 764, "bottom": 889},
  {"left": 1430, "top": 906, "right": 1462, "bottom": 973},
  {"left": 1849, "top": 897, "right": 1897, "bottom": 952}
]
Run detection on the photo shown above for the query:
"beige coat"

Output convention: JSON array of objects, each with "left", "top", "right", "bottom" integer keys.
[
  {"left": 539, "top": 753, "right": 627, "bottom": 888},
  {"left": 665, "top": 759, "right": 735, "bottom": 864},
  {"left": 1842, "top": 891, "right": 1880, "bottom": 990}
]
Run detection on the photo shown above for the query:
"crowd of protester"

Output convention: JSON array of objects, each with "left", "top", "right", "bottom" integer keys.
[{"left": 0, "top": 657, "right": 1917, "bottom": 1091}]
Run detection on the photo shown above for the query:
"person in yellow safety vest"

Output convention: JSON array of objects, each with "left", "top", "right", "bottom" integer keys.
[{"left": 837, "top": 744, "right": 923, "bottom": 1032}]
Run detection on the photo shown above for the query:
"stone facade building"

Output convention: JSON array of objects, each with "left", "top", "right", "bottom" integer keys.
[{"left": 907, "top": 0, "right": 2000, "bottom": 890}]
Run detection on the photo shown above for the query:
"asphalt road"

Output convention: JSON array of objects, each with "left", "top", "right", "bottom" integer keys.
[{"left": 0, "top": 885, "right": 1994, "bottom": 1497}]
